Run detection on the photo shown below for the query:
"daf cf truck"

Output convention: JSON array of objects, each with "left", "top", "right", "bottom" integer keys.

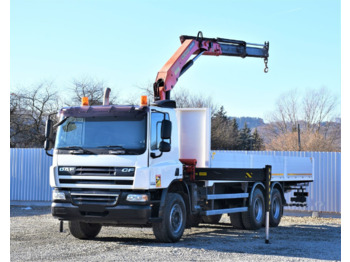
[{"left": 44, "top": 32, "right": 313, "bottom": 242}]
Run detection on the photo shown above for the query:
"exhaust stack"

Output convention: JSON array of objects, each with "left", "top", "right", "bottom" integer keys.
[{"left": 103, "top": 88, "right": 111, "bottom": 105}]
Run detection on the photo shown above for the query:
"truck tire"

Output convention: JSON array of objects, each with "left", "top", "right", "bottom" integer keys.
[
  {"left": 229, "top": 212, "right": 245, "bottom": 229},
  {"left": 201, "top": 214, "right": 222, "bottom": 224},
  {"left": 68, "top": 221, "right": 102, "bottom": 239},
  {"left": 269, "top": 188, "right": 283, "bottom": 227},
  {"left": 242, "top": 187, "right": 265, "bottom": 230},
  {"left": 152, "top": 193, "right": 186, "bottom": 242}
]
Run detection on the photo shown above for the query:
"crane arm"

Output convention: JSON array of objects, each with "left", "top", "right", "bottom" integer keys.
[{"left": 153, "top": 31, "right": 269, "bottom": 101}]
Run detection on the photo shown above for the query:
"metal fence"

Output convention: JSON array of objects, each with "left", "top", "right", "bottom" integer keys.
[
  {"left": 10, "top": 149, "right": 341, "bottom": 213},
  {"left": 10, "top": 148, "right": 52, "bottom": 201}
]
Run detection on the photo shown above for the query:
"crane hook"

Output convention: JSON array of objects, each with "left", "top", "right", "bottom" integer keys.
[{"left": 264, "top": 58, "right": 269, "bottom": 73}]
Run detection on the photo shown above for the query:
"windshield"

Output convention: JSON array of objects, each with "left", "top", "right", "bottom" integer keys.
[{"left": 55, "top": 115, "right": 147, "bottom": 154}]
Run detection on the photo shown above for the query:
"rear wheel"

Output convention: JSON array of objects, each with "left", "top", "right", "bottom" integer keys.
[
  {"left": 68, "top": 221, "right": 102, "bottom": 239},
  {"left": 242, "top": 187, "right": 265, "bottom": 230},
  {"left": 269, "top": 188, "right": 283, "bottom": 227},
  {"left": 152, "top": 193, "right": 186, "bottom": 242}
]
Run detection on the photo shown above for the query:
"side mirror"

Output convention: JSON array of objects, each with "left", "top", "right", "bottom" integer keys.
[
  {"left": 44, "top": 139, "right": 54, "bottom": 151},
  {"left": 44, "top": 118, "right": 54, "bottom": 154},
  {"left": 159, "top": 141, "right": 171, "bottom": 152},
  {"left": 45, "top": 119, "right": 53, "bottom": 138},
  {"left": 161, "top": 120, "right": 172, "bottom": 139},
  {"left": 151, "top": 119, "right": 172, "bottom": 159},
  {"left": 151, "top": 141, "right": 171, "bottom": 158}
]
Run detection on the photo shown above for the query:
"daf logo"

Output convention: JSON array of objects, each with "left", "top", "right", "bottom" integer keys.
[
  {"left": 59, "top": 167, "right": 75, "bottom": 172},
  {"left": 121, "top": 168, "right": 135, "bottom": 173}
]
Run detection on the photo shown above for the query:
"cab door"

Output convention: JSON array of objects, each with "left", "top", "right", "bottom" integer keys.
[{"left": 149, "top": 110, "right": 180, "bottom": 188}]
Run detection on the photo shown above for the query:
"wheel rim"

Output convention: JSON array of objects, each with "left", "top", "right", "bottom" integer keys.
[
  {"left": 272, "top": 197, "right": 281, "bottom": 219},
  {"left": 254, "top": 198, "right": 263, "bottom": 222},
  {"left": 170, "top": 203, "right": 183, "bottom": 234}
]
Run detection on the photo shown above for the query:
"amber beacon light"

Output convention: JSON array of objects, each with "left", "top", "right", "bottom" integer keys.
[
  {"left": 81, "top": 97, "right": 89, "bottom": 106},
  {"left": 140, "top": 96, "right": 148, "bottom": 106}
]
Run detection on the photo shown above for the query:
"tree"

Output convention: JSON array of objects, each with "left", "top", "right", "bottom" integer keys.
[
  {"left": 264, "top": 130, "right": 337, "bottom": 151},
  {"left": 251, "top": 128, "right": 264, "bottom": 150},
  {"left": 270, "top": 89, "right": 299, "bottom": 133},
  {"left": 211, "top": 108, "right": 254, "bottom": 150},
  {"left": 227, "top": 118, "right": 240, "bottom": 150},
  {"left": 302, "top": 87, "right": 338, "bottom": 133},
  {"left": 263, "top": 87, "right": 340, "bottom": 151},
  {"left": 238, "top": 122, "right": 252, "bottom": 150},
  {"left": 70, "top": 78, "right": 120, "bottom": 106},
  {"left": 211, "top": 106, "right": 230, "bottom": 150},
  {"left": 10, "top": 82, "right": 61, "bottom": 147},
  {"left": 10, "top": 92, "right": 26, "bottom": 147}
]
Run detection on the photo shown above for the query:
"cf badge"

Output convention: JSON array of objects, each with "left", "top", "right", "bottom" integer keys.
[{"left": 121, "top": 168, "right": 135, "bottom": 173}]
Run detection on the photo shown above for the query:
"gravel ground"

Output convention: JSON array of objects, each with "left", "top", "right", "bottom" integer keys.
[{"left": 10, "top": 206, "right": 341, "bottom": 262}]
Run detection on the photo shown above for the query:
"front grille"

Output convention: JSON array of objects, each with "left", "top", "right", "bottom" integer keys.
[
  {"left": 58, "top": 166, "right": 135, "bottom": 188},
  {"left": 74, "top": 167, "right": 135, "bottom": 177},
  {"left": 71, "top": 192, "right": 119, "bottom": 206},
  {"left": 60, "top": 179, "right": 133, "bottom": 185}
]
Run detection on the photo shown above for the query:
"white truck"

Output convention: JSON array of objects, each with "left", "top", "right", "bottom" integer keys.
[{"left": 44, "top": 32, "right": 313, "bottom": 243}]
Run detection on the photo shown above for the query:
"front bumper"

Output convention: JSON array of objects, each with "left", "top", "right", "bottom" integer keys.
[{"left": 52, "top": 202, "right": 152, "bottom": 225}]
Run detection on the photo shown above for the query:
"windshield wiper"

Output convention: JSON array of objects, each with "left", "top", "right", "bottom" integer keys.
[
  {"left": 53, "top": 117, "right": 70, "bottom": 128},
  {"left": 97, "top": 145, "right": 125, "bottom": 149},
  {"left": 57, "top": 146, "right": 96, "bottom": 155},
  {"left": 97, "top": 145, "right": 126, "bottom": 155}
]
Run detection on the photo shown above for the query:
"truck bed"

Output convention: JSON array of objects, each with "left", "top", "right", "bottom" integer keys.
[{"left": 210, "top": 151, "right": 314, "bottom": 182}]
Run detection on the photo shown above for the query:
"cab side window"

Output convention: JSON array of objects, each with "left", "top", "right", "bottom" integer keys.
[{"left": 151, "top": 112, "right": 170, "bottom": 150}]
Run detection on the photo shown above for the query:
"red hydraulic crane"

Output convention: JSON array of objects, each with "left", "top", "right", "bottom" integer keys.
[{"left": 153, "top": 31, "right": 269, "bottom": 101}]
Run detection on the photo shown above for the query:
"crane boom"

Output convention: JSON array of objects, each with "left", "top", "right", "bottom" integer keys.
[{"left": 153, "top": 31, "right": 269, "bottom": 101}]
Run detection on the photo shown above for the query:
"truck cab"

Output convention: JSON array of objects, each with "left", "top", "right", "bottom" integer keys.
[{"left": 48, "top": 101, "right": 186, "bottom": 226}]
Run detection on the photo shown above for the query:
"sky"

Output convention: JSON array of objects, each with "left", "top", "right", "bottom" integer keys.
[{"left": 9, "top": 0, "right": 341, "bottom": 119}]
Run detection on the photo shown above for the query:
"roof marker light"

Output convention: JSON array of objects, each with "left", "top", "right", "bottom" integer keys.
[
  {"left": 82, "top": 97, "right": 89, "bottom": 106},
  {"left": 140, "top": 96, "right": 148, "bottom": 106}
]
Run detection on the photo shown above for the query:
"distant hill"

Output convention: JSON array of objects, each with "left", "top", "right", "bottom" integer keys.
[{"left": 229, "top": 116, "right": 265, "bottom": 130}]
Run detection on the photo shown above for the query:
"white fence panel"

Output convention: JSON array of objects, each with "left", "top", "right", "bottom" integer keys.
[{"left": 10, "top": 148, "right": 52, "bottom": 201}]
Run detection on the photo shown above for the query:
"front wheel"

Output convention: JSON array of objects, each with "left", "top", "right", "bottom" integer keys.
[
  {"left": 152, "top": 193, "right": 187, "bottom": 242},
  {"left": 68, "top": 221, "right": 102, "bottom": 239}
]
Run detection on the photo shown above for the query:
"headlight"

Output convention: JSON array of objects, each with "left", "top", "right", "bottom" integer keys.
[
  {"left": 126, "top": 194, "right": 148, "bottom": 202},
  {"left": 52, "top": 189, "right": 66, "bottom": 200}
]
